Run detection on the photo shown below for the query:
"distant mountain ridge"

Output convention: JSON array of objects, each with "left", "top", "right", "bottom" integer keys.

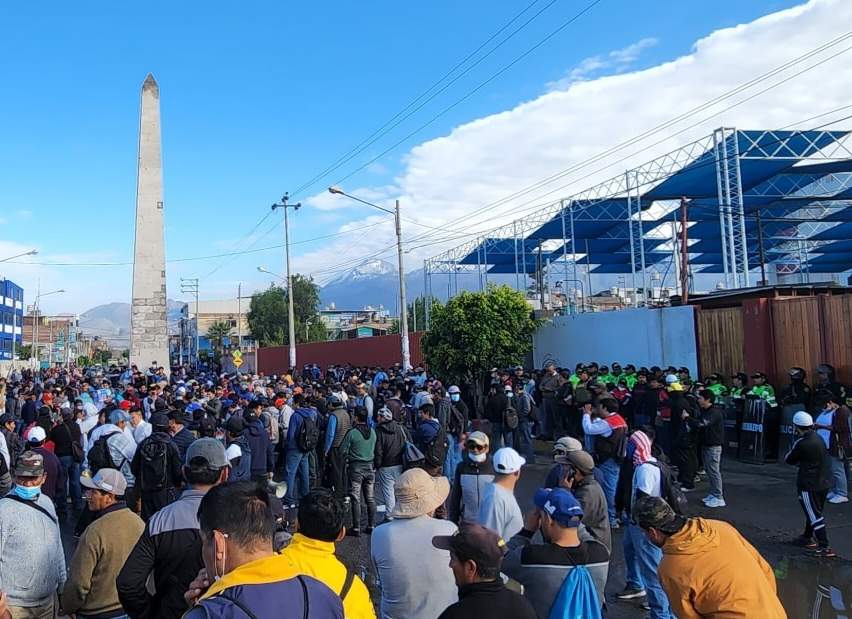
[{"left": 79, "top": 300, "right": 186, "bottom": 345}]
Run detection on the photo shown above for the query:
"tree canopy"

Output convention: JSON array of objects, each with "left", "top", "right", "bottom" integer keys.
[
  {"left": 421, "top": 285, "right": 538, "bottom": 385},
  {"left": 247, "top": 274, "right": 326, "bottom": 347}
]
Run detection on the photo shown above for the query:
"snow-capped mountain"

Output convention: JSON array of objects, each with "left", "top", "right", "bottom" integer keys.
[{"left": 326, "top": 259, "right": 397, "bottom": 285}]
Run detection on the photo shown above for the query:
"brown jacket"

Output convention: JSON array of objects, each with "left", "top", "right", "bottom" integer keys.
[
  {"left": 62, "top": 504, "right": 145, "bottom": 616},
  {"left": 659, "top": 518, "right": 786, "bottom": 619}
]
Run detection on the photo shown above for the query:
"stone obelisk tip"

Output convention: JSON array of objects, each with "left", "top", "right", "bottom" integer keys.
[{"left": 142, "top": 73, "right": 158, "bottom": 94}]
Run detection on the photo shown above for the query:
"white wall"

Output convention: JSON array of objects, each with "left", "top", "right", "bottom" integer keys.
[{"left": 533, "top": 306, "right": 698, "bottom": 375}]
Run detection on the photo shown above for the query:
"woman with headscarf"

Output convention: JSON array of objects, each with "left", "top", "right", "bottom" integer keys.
[{"left": 615, "top": 430, "right": 674, "bottom": 619}]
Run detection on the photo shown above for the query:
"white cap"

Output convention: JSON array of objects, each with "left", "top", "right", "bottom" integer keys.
[
  {"left": 665, "top": 374, "right": 678, "bottom": 385},
  {"left": 225, "top": 443, "right": 243, "bottom": 461},
  {"left": 448, "top": 385, "right": 461, "bottom": 394},
  {"left": 27, "top": 426, "right": 47, "bottom": 444},
  {"left": 492, "top": 447, "right": 526, "bottom": 474},
  {"left": 553, "top": 436, "right": 583, "bottom": 454},
  {"left": 793, "top": 411, "right": 814, "bottom": 427}
]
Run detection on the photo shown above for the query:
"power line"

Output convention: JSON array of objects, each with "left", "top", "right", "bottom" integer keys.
[
  {"left": 289, "top": 0, "right": 557, "bottom": 198},
  {"left": 323, "top": 0, "right": 604, "bottom": 194}
]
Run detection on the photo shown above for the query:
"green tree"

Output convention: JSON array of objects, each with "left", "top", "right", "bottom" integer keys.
[
  {"left": 248, "top": 274, "right": 325, "bottom": 347},
  {"left": 92, "top": 349, "right": 111, "bottom": 364},
  {"left": 77, "top": 354, "right": 91, "bottom": 367},
  {"left": 407, "top": 296, "right": 441, "bottom": 332},
  {"left": 421, "top": 285, "right": 538, "bottom": 414},
  {"left": 207, "top": 320, "right": 232, "bottom": 358},
  {"left": 17, "top": 344, "right": 32, "bottom": 359}
]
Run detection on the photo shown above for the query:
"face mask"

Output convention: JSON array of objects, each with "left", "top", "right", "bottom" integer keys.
[
  {"left": 505, "top": 391, "right": 513, "bottom": 398},
  {"left": 469, "top": 452, "right": 487, "bottom": 463},
  {"left": 450, "top": 394, "right": 460, "bottom": 402},
  {"left": 14, "top": 484, "right": 41, "bottom": 500}
]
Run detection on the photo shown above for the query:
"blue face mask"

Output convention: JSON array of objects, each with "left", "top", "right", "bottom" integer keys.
[
  {"left": 13, "top": 484, "right": 41, "bottom": 500},
  {"left": 450, "top": 394, "right": 460, "bottom": 402}
]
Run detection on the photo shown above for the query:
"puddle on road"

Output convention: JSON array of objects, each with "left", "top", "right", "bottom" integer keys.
[{"left": 775, "top": 555, "right": 852, "bottom": 617}]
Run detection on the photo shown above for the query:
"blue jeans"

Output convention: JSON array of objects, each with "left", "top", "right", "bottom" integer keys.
[
  {"left": 444, "top": 437, "right": 463, "bottom": 483},
  {"left": 624, "top": 523, "right": 672, "bottom": 619},
  {"left": 284, "top": 449, "right": 310, "bottom": 505},
  {"left": 516, "top": 419, "right": 534, "bottom": 462},
  {"left": 593, "top": 458, "right": 620, "bottom": 524},
  {"left": 58, "top": 455, "right": 82, "bottom": 512}
]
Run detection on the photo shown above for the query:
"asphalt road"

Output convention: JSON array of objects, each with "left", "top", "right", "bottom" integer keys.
[{"left": 57, "top": 444, "right": 851, "bottom": 618}]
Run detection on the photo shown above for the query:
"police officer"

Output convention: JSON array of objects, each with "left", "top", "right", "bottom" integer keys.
[{"left": 750, "top": 372, "right": 777, "bottom": 407}]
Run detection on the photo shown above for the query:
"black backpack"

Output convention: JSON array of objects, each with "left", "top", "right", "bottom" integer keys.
[
  {"left": 648, "top": 460, "right": 688, "bottom": 515},
  {"left": 503, "top": 406, "right": 519, "bottom": 430},
  {"left": 448, "top": 405, "right": 465, "bottom": 436},
  {"left": 87, "top": 431, "right": 121, "bottom": 474},
  {"left": 422, "top": 424, "right": 448, "bottom": 468},
  {"left": 139, "top": 438, "right": 170, "bottom": 492},
  {"left": 297, "top": 413, "right": 320, "bottom": 452}
]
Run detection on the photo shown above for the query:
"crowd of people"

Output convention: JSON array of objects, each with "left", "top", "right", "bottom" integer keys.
[{"left": 0, "top": 357, "right": 845, "bottom": 618}]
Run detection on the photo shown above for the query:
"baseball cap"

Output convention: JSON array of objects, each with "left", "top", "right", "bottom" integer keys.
[
  {"left": 27, "top": 426, "right": 47, "bottom": 444},
  {"left": 562, "top": 449, "right": 595, "bottom": 475},
  {"left": 534, "top": 487, "right": 583, "bottom": 527},
  {"left": 185, "top": 438, "right": 229, "bottom": 470},
  {"left": 793, "top": 411, "right": 814, "bottom": 427},
  {"left": 0, "top": 413, "right": 13, "bottom": 425},
  {"left": 110, "top": 410, "right": 130, "bottom": 425},
  {"left": 432, "top": 522, "right": 508, "bottom": 570},
  {"left": 377, "top": 407, "right": 393, "bottom": 421},
  {"left": 553, "top": 436, "right": 583, "bottom": 456},
  {"left": 492, "top": 447, "right": 525, "bottom": 474},
  {"left": 633, "top": 495, "right": 683, "bottom": 533},
  {"left": 198, "top": 416, "right": 217, "bottom": 436},
  {"left": 81, "top": 468, "right": 128, "bottom": 496},
  {"left": 447, "top": 385, "right": 461, "bottom": 394},
  {"left": 665, "top": 374, "right": 678, "bottom": 385},
  {"left": 168, "top": 409, "right": 190, "bottom": 424},
  {"left": 150, "top": 412, "right": 170, "bottom": 429},
  {"left": 14, "top": 450, "right": 44, "bottom": 478},
  {"left": 225, "top": 416, "right": 245, "bottom": 435},
  {"left": 751, "top": 372, "right": 767, "bottom": 380},
  {"left": 225, "top": 443, "right": 242, "bottom": 461},
  {"left": 466, "top": 431, "right": 489, "bottom": 448}
]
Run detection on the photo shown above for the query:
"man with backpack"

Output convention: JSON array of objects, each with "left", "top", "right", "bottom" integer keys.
[
  {"left": 340, "top": 406, "right": 377, "bottom": 536},
  {"left": 503, "top": 488, "right": 610, "bottom": 618},
  {"left": 87, "top": 409, "right": 138, "bottom": 506},
  {"left": 373, "top": 407, "right": 406, "bottom": 521},
  {"left": 131, "top": 412, "right": 184, "bottom": 521},
  {"left": 284, "top": 394, "right": 320, "bottom": 508},
  {"left": 414, "top": 403, "right": 448, "bottom": 476},
  {"left": 443, "top": 385, "right": 469, "bottom": 482},
  {"left": 582, "top": 398, "right": 627, "bottom": 528},
  {"left": 244, "top": 401, "right": 274, "bottom": 483},
  {"left": 323, "top": 394, "right": 352, "bottom": 500},
  {"left": 167, "top": 409, "right": 195, "bottom": 463}
]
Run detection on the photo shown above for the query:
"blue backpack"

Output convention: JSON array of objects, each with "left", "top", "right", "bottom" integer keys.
[{"left": 548, "top": 565, "right": 602, "bottom": 619}]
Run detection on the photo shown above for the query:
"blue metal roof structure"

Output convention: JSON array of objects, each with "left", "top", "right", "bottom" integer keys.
[{"left": 425, "top": 127, "right": 852, "bottom": 317}]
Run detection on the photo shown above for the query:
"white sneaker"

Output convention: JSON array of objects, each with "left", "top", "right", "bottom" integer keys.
[
  {"left": 705, "top": 497, "right": 727, "bottom": 508},
  {"left": 828, "top": 495, "right": 849, "bottom": 504},
  {"left": 702, "top": 495, "right": 714, "bottom": 504},
  {"left": 827, "top": 491, "right": 837, "bottom": 500}
]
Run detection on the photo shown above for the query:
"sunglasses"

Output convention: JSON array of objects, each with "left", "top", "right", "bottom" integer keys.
[{"left": 466, "top": 443, "right": 487, "bottom": 452}]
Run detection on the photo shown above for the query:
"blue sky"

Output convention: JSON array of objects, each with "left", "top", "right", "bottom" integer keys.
[{"left": 0, "top": 0, "right": 817, "bottom": 312}]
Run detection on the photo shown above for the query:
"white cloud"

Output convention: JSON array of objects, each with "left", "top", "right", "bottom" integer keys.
[
  {"left": 16, "top": 210, "right": 32, "bottom": 219},
  {"left": 547, "top": 37, "right": 658, "bottom": 90},
  {"left": 293, "top": 0, "right": 852, "bottom": 283}
]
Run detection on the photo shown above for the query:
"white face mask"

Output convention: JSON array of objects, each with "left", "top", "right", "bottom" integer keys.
[{"left": 469, "top": 452, "right": 487, "bottom": 463}]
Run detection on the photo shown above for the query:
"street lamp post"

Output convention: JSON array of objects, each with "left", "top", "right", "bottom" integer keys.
[
  {"left": 31, "top": 288, "right": 65, "bottom": 363},
  {"left": 271, "top": 194, "right": 301, "bottom": 371},
  {"left": 328, "top": 187, "right": 410, "bottom": 372},
  {"left": 0, "top": 249, "right": 38, "bottom": 263}
]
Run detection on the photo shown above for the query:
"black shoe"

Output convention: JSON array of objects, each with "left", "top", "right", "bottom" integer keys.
[
  {"left": 365, "top": 526, "right": 375, "bottom": 535},
  {"left": 347, "top": 528, "right": 361, "bottom": 538},
  {"left": 791, "top": 535, "right": 817, "bottom": 549},
  {"left": 616, "top": 587, "right": 646, "bottom": 600}
]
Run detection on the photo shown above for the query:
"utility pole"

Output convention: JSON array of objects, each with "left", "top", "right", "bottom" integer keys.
[
  {"left": 181, "top": 278, "right": 200, "bottom": 370},
  {"left": 271, "top": 193, "right": 301, "bottom": 371},
  {"left": 237, "top": 282, "right": 242, "bottom": 349}
]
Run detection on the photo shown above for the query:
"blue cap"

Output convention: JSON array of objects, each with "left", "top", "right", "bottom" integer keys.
[
  {"left": 186, "top": 402, "right": 202, "bottom": 413},
  {"left": 533, "top": 488, "right": 583, "bottom": 527},
  {"left": 109, "top": 410, "right": 130, "bottom": 425}
]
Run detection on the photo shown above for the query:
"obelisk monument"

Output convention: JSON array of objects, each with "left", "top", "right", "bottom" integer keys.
[{"left": 130, "top": 74, "right": 170, "bottom": 373}]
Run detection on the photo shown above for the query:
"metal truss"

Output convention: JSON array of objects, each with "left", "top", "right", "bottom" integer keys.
[{"left": 425, "top": 127, "right": 852, "bottom": 308}]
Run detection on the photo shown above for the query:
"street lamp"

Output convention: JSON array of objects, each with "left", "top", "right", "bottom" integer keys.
[
  {"left": 271, "top": 194, "right": 301, "bottom": 372},
  {"left": 328, "top": 186, "right": 411, "bottom": 372},
  {"left": 31, "top": 288, "right": 65, "bottom": 362},
  {"left": 0, "top": 249, "right": 38, "bottom": 263}
]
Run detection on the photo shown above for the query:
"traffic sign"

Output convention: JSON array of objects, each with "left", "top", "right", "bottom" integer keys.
[{"left": 232, "top": 350, "right": 243, "bottom": 368}]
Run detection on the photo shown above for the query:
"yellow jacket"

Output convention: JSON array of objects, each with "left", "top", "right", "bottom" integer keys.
[
  {"left": 659, "top": 518, "right": 787, "bottom": 619},
  {"left": 278, "top": 533, "right": 376, "bottom": 619}
]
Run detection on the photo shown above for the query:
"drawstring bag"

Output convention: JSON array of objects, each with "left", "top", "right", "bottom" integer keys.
[{"left": 548, "top": 565, "right": 602, "bottom": 619}]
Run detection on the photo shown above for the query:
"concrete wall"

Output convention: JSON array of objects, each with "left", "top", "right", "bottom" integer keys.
[{"left": 533, "top": 306, "right": 698, "bottom": 374}]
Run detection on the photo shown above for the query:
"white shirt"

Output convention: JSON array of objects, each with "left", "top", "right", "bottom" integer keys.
[
  {"left": 582, "top": 414, "right": 614, "bottom": 437},
  {"left": 0, "top": 432, "right": 9, "bottom": 471},
  {"left": 632, "top": 460, "right": 662, "bottom": 509},
  {"left": 279, "top": 404, "right": 294, "bottom": 431}
]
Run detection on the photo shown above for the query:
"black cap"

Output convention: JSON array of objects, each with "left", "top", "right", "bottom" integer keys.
[
  {"left": 432, "top": 523, "right": 508, "bottom": 571},
  {"left": 225, "top": 416, "right": 245, "bottom": 435},
  {"left": 168, "top": 409, "right": 190, "bottom": 424},
  {"left": 151, "top": 412, "right": 170, "bottom": 429},
  {"left": 751, "top": 372, "right": 767, "bottom": 380}
]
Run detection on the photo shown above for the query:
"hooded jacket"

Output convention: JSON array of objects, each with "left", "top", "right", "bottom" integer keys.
[
  {"left": 784, "top": 429, "right": 830, "bottom": 492},
  {"left": 244, "top": 419, "right": 274, "bottom": 477},
  {"left": 184, "top": 555, "right": 343, "bottom": 619},
  {"left": 374, "top": 420, "right": 406, "bottom": 469},
  {"left": 658, "top": 517, "right": 786, "bottom": 619},
  {"left": 227, "top": 434, "right": 252, "bottom": 482}
]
